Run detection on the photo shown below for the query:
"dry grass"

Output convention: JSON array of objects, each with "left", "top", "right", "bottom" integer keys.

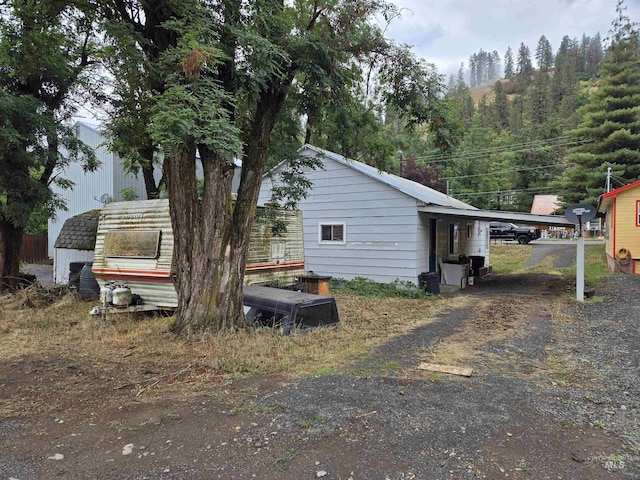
[
  {"left": 0, "top": 287, "right": 462, "bottom": 415},
  {"left": 521, "top": 254, "right": 562, "bottom": 275},
  {"left": 420, "top": 294, "right": 541, "bottom": 371}
]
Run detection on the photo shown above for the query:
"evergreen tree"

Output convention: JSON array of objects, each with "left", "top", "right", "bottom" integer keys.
[
  {"left": 457, "top": 63, "right": 466, "bottom": 91},
  {"left": 516, "top": 42, "right": 533, "bottom": 77},
  {"left": 491, "top": 51, "right": 501, "bottom": 80},
  {"left": 528, "top": 70, "right": 551, "bottom": 134},
  {"left": 492, "top": 81, "right": 509, "bottom": 130},
  {"left": 586, "top": 33, "right": 604, "bottom": 77},
  {"left": 469, "top": 54, "right": 477, "bottom": 87},
  {"left": 504, "top": 46, "right": 515, "bottom": 78},
  {"left": 559, "top": 0, "right": 640, "bottom": 205},
  {"left": 535, "top": 35, "right": 554, "bottom": 72},
  {"left": 552, "top": 36, "right": 579, "bottom": 110}
]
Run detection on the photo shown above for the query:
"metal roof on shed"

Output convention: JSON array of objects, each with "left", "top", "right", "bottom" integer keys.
[{"left": 299, "top": 145, "right": 477, "bottom": 210}]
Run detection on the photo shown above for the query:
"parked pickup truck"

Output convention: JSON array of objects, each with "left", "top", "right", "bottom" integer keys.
[{"left": 489, "top": 222, "right": 541, "bottom": 244}]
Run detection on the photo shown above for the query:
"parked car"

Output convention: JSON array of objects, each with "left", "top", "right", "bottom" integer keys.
[{"left": 489, "top": 222, "right": 541, "bottom": 244}]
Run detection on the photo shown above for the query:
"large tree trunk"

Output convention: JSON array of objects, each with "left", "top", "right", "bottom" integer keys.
[
  {"left": 165, "top": 142, "right": 248, "bottom": 334},
  {"left": 169, "top": 78, "right": 293, "bottom": 334},
  {"left": 0, "top": 219, "right": 23, "bottom": 290}
]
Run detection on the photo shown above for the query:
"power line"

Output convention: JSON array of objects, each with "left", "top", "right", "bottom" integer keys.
[
  {"left": 410, "top": 137, "right": 592, "bottom": 165},
  {"left": 442, "top": 163, "right": 574, "bottom": 181},
  {"left": 451, "top": 186, "right": 558, "bottom": 197}
]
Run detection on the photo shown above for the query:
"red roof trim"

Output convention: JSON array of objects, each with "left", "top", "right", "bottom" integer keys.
[{"left": 601, "top": 179, "right": 640, "bottom": 198}]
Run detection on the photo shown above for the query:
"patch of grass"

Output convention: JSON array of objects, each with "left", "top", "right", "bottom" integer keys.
[
  {"left": 382, "top": 360, "right": 403, "bottom": 373},
  {"left": 275, "top": 448, "right": 297, "bottom": 470},
  {"left": 490, "top": 245, "right": 533, "bottom": 274},
  {"left": 309, "top": 366, "right": 335, "bottom": 376},
  {"left": 561, "top": 244, "right": 609, "bottom": 286},
  {"left": 331, "top": 277, "right": 431, "bottom": 298},
  {"left": 296, "top": 414, "right": 327, "bottom": 430}
]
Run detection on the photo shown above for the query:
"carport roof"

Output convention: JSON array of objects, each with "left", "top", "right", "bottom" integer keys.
[{"left": 417, "top": 205, "right": 575, "bottom": 227}]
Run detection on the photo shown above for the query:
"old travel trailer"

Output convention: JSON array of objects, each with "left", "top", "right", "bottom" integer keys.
[{"left": 91, "top": 199, "right": 304, "bottom": 310}]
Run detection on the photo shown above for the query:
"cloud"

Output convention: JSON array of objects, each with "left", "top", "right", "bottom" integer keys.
[
  {"left": 393, "top": 23, "right": 446, "bottom": 48},
  {"left": 385, "top": 0, "right": 640, "bottom": 75}
]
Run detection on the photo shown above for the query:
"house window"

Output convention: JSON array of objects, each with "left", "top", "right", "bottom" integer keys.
[{"left": 319, "top": 223, "right": 346, "bottom": 244}]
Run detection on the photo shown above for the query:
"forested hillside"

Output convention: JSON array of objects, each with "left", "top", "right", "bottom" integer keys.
[
  {"left": 440, "top": 31, "right": 606, "bottom": 211},
  {"left": 294, "top": 1, "right": 639, "bottom": 213}
]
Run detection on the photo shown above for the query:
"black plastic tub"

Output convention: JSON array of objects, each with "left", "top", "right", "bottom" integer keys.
[{"left": 243, "top": 285, "right": 340, "bottom": 335}]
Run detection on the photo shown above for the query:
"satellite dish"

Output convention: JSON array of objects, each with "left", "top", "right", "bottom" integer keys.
[
  {"left": 564, "top": 204, "right": 596, "bottom": 224},
  {"left": 99, "top": 193, "right": 110, "bottom": 204}
]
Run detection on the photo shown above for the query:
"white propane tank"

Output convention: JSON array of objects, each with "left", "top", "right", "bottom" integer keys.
[
  {"left": 112, "top": 286, "right": 132, "bottom": 307},
  {"left": 100, "top": 285, "right": 114, "bottom": 306}
]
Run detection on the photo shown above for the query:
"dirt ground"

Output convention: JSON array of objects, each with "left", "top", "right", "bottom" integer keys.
[{"left": 2, "top": 243, "right": 639, "bottom": 479}]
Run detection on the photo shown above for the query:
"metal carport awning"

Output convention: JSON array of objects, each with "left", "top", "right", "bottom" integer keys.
[{"left": 418, "top": 205, "right": 575, "bottom": 228}]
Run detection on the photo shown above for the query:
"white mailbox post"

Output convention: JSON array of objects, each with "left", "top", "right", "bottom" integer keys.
[{"left": 564, "top": 204, "right": 597, "bottom": 302}]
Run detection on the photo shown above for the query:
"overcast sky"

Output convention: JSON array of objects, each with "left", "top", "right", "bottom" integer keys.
[{"left": 384, "top": 0, "right": 640, "bottom": 77}]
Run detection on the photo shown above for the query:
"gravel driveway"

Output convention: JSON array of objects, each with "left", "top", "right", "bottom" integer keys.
[{"left": 2, "top": 244, "right": 638, "bottom": 479}]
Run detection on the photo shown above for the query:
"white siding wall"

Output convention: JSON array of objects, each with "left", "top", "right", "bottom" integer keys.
[
  {"left": 464, "top": 221, "right": 490, "bottom": 265},
  {"left": 260, "top": 156, "right": 421, "bottom": 284},
  {"left": 113, "top": 155, "right": 148, "bottom": 202},
  {"left": 53, "top": 249, "right": 94, "bottom": 284},
  {"left": 48, "top": 123, "right": 149, "bottom": 256},
  {"left": 416, "top": 214, "right": 431, "bottom": 274}
]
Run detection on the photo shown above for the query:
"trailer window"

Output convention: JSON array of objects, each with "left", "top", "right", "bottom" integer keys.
[{"left": 104, "top": 230, "right": 161, "bottom": 258}]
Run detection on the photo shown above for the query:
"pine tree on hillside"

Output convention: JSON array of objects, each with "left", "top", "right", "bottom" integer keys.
[
  {"left": 586, "top": 33, "right": 604, "bottom": 77},
  {"left": 504, "top": 46, "right": 514, "bottom": 78},
  {"left": 492, "top": 81, "right": 509, "bottom": 130},
  {"left": 559, "top": 0, "right": 640, "bottom": 206},
  {"left": 516, "top": 42, "right": 533, "bottom": 77},
  {"left": 535, "top": 35, "right": 554, "bottom": 72},
  {"left": 552, "top": 36, "right": 579, "bottom": 114}
]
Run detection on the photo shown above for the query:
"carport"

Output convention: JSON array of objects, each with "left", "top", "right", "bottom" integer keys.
[
  {"left": 417, "top": 205, "right": 575, "bottom": 229},
  {"left": 417, "top": 205, "right": 577, "bottom": 291}
]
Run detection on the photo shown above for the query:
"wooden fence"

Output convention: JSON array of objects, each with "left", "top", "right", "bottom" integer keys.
[{"left": 20, "top": 235, "right": 49, "bottom": 264}]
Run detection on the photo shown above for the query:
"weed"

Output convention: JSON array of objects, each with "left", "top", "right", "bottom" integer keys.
[
  {"left": 516, "top": 460, "right": 533, "bottom": 473},
  {"left": 275, "top": 448, "right": 297, "bottom": 470},
  {"left": 296, "top": 414, "right": 327, "bottom": 430},
  {"left": 106, "top": 420, "right": 134, "bottom": 433},
  {"left": 331, "top": 277, "right": 431, "bottom": 298},
  {"left": 267, "top": 402, "right": 288, "bottom": 411},
  {"left": 593, "top": 420, "right": 606, "bottom": 429}
]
